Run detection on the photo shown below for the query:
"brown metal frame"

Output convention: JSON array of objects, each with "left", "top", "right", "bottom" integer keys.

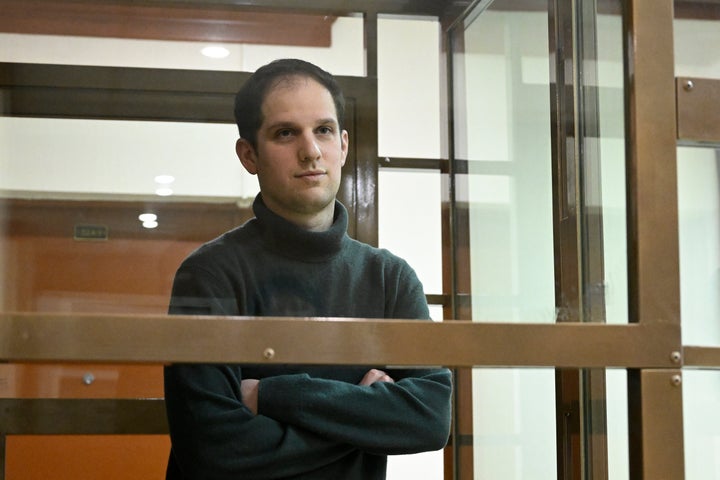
[
  {"left": 624, "top": 1, "right": 684, "bottom": 478},
  {"left": 0, "top": 313, "right": 681, "bottom": 368},
  {"left": 676, "top": 76, "right": 720, "bottom": 145},
  {"left": 1, "top": 1, "right": 719, "bottom": 480}
]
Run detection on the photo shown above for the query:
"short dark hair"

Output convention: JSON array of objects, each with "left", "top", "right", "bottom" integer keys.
[{"left": 234, "top": 59, "right": 345, "bottom": 149}]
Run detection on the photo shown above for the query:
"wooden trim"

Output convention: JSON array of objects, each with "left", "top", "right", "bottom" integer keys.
[
  {"left": 0, "top": 398, "right": 168, "bottom": 435},
  {"left": 0, "top": 313, "right": 681, "bottom": 368},
  {"left": 1, "top": 198, "right": 251, "bottom": 241},
  {"left": 379, "top": 157, "right": 448, "bottom": 171},
  {"left": 0, "top": 0, "right": 335, "bottom": 46}
]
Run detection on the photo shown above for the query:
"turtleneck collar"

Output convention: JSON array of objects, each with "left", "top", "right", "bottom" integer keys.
[{"left": 252, "top": 194, "right": 348, "bottom": 262}]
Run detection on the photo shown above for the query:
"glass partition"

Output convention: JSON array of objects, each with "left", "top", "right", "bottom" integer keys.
[
  {"left": 677, "top": 145, "right": 720, "bottom": 347},
  {"left": 674, "top": 4, "right": 720, "bottom": 479},
  {"left": 674, "top": 7, "right": 720, "bottom": 347},
  {"left": 452, "top": 3, "right": 559, "bottom": 478},
  {"left": 683, "top": 370, "right": 720, "bottom": 479},
  {"left": 377, "top": 16, "right": 445, "bottom": 476},
  {"left": 472, "top": 368, "right": 556, "bottom": 479},
  {"left": 0, "top": 6, "right": 371, "bottom": 480},
  {"left": 454, "top": 2, "right": 555, "bottom": 325},
  {"left": 451, "top": 0, "right": 629, "bottom": 477}
]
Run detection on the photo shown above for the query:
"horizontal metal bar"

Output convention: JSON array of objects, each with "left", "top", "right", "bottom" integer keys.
[
  {"left": 113, "top": 0, "right": 449, "bottom": 16},
  {"left": 683, "top": 346, "right": 720, "bottom": 369},
  {"left": 425, "top": 294, "right": 450, "bottom": 306},
  {"left": 379, "top": 157, "right": 448, "bottom": 171},
  {"left": 0, "top": 398, "right": 167, "bottom": 435},
  {"left": 0, "top": 313, "right": 680, "bottom": 368}
]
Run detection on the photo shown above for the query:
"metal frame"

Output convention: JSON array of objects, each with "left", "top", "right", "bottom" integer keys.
[
  {"left": 0, "top": 314, "right": 681, "bottom": 368},
  {"left": 624, "top": 1, "right": 684, "bottom": 478},
  {"left": 2, "top": 1, "right": 720, "bottom": 480}
]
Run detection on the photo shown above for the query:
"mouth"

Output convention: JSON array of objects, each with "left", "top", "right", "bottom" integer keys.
[{"left": 296, "top": 170, "right": 326, "bottom": 179}]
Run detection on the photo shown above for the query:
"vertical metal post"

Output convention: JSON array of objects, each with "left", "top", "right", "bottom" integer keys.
[
  {"left": 364, "top": 10, "right": 378, "bottom": 78},
  {"left": 624, "top": 0, "right": 684, "bottom": 478},
  {"left": 624, "top": 0, "right": 681, "bottom": 328},
  {"left": 628, "top": 370, "right": 685, "bottom": 479}
]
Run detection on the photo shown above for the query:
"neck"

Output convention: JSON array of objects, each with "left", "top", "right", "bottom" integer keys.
[
  {"left": 264, "top": 200, "right": 335, "bottom": 232},
  {"left": 252, "top": 195, "right": 348, "bottom": 262}
]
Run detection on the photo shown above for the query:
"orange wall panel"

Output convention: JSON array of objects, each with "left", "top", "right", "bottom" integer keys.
[{"left": 6, "top": 435, "right": 171, "bottom": 480}]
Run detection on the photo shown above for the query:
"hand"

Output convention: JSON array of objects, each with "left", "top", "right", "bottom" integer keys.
[
  {"left": 241, "top": 379, "right": 260, "bottom": 415},
  {"left": 358, "top": 369, "right": 395, "bottom": 386}
]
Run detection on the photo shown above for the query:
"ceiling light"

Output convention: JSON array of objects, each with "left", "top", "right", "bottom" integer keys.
[
  {"left": 156, "top": 187, "right": 173, "bottom": 197},
  {"left": 138, "top": 213, "right": 157, "bottom": 222},
  {"left": 201, "top": 45, "right": 230, "bottom": 59},
  {"left": 142, "top": 220, "right": 159, "bottom": 229}
]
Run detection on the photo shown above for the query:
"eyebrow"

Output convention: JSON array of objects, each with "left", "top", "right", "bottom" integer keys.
[{"left": 264, "top": 118, "right": 339, "bottom": 131}]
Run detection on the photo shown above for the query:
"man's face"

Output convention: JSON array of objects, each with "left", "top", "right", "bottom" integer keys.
[{"left": 237, "top": 76, "right": 348, "bottom": 230}]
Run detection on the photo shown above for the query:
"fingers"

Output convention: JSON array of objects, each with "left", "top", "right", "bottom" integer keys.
[
  {"left": 358, "top": 368, "right": 395, "bottom": 386},
  {"left": 240, "top": 379, "right": 260, "bottom": 415}
]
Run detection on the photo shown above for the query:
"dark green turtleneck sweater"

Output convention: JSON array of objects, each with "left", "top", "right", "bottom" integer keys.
[{"left": 164, "top": 195, "right": 452, "bottom": 480}]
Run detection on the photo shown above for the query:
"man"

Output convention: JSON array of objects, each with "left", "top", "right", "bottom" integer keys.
[{"left": 164, "top": 58, "right": 452, "bottom": 480}]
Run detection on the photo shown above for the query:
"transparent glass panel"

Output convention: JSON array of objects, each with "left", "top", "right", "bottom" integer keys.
[
  {"left": 377, "top": 16, "right": 442, "bottom": 159},
  {"left": 0, "top": 117, "right": 256, "bottom": 201},
  {"left": 379, "top": 169, "right": 443, "bottom": 314},
  {"left": 593, "top": 9, "right": 628, "bottom": 325},
  {"left": 0, "top": 12, "right": 364, "bottom": 76},
  {"left": 377, "top": 16, "right": 443, "bottom": 323},
  {"left": 683, "top": 370, "right": 720, "bottom": 479},
  {"left": 677, "top": 146, "right": 720, "bottom": 346},
  {"left": 454, "top": 3, "right": 555, "bottom": 324},
  {"left": 0, "top": 118, "right": 255, "bottom": 314},
  {"left": 674, "top": 5, "right": 720, "bottom": 347},
  {"left": 674, "top": 6, "right": 720, "bottom": 79},
  {"left": 606, "top": 369, "right": 630, "bottom": 480},
  {"left": 472, "top": 368, "right": 556, "bottom": 479}
]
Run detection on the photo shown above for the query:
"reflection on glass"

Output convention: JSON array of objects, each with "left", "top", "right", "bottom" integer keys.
[
  {"left": 0, "top": 14, "right": 364, "bottom": 76},
  {"left": 683, "top": 370, "right": 720, "bottom": 479},
  {"left": 0, "top": 118, "right": 256, "bottom": 314},
  {"left": 0, "top": 117, "right": 250, "bottom": 200},
  {"left": 0, "top": 117, "right": 255, "bottom": 201}
]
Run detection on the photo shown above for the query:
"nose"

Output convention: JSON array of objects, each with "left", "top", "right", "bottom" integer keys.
[{"left": 299, "top": 132, "right": 321, "bottom": 163}]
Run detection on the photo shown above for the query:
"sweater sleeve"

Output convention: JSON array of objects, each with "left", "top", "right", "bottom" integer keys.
[
  {"left": 257, "top": 258, "right": 452, "bottom": 455},
  {"left": 258, "top": 368, "right": 452, "bottom": 455},
  {"left": 164, "top": 264, "right": 355, "bottom": 479}
]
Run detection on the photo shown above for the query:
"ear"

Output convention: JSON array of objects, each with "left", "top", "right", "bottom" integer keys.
[
  {"left": 340, "top": 130, "right": 349, "bottom": 167},
  {"left": 236, "top": 138, "right": 258, "bottom": 175}
]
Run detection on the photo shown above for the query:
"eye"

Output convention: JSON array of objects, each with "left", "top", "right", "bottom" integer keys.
[
  {"left": 275, "top": 128, "right": 294, "bottom": 139},
  {"left": 316, "top": 125, "right": 333, "bottom": 135}
]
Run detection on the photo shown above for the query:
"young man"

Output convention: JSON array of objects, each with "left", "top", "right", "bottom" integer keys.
[{"left": 164, "top": 59, "right": 452, "bottom": 480}]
